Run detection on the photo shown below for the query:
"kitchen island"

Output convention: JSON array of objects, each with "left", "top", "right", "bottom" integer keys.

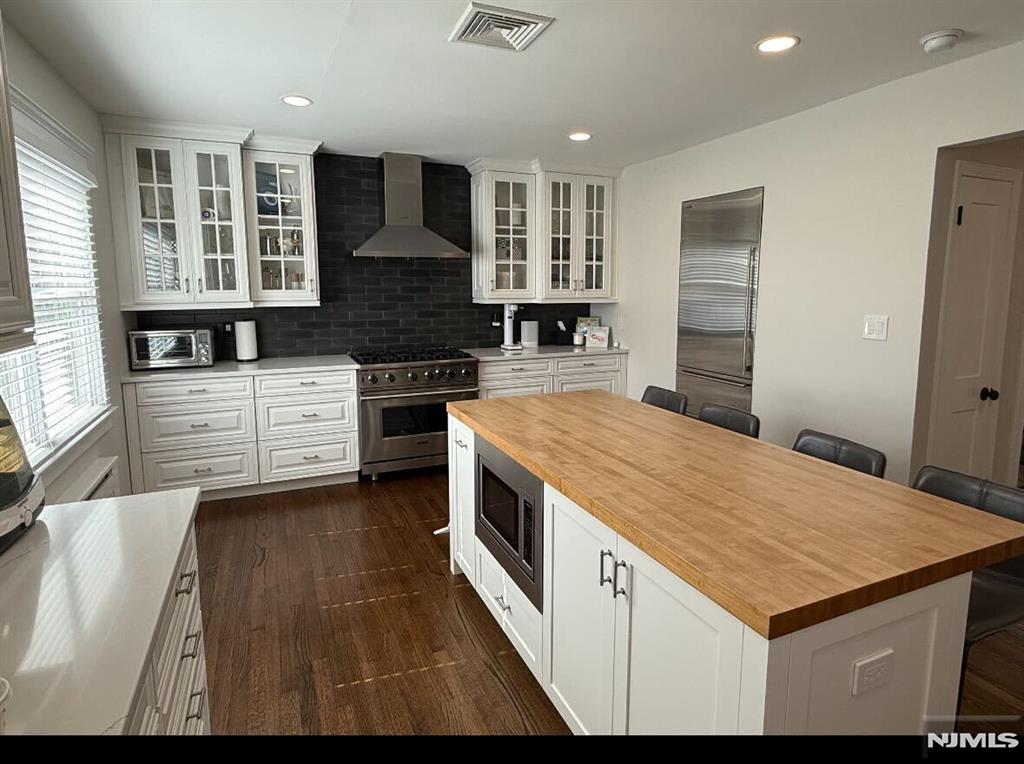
[{"left": 446, "top": 391, "right": 1024, "bottom": 735}]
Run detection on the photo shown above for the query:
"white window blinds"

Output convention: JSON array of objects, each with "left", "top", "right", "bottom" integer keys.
[{"left": 0, "top": 138, "right": 108, "bottom": 464}]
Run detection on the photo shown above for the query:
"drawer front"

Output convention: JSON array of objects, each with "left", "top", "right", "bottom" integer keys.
[
  {"left": 502, "top": 574, "right": 543, "bottom": 681},
  {"left": 254, "top": 370, "right": 357, "bottom": 397},
  {"left": 554, "top": 371, "right": 621, "bottom": 395},
  {"left": 479, "top": 377, "right": 552, "bottom": 399},
  {"left": 554, "top": 354, "right": 621, "bottom": 374},
  {"left": 478, "top": 358, "right": 554, "bottom": 380},
  {"left": 139, "top": 400, "right": 256, "bottom": 452},
  {"left": 474, "top": 543, "right": 508, "bottom": 626},
  {"left": 135, "top": 376, "right": 254, "bottom": 405},
  {"left": 257, "top": 394, "right": 357, "bottom": 438},
  {"left": 166, "top": 603, "right": 206, "bottom": 735},
  {"left": 154, "top": 532, "right": 199, "bottom": 703},
  {"left": 143, "top": 443, "right": 259, "bottom": 492},
  {"left": 258, "top": 432, "right": 358, "bottom": 483}
]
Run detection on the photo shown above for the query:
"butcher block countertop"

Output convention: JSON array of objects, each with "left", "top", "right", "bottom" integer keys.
[{"left": 447, "top": 391, "right": 1024, "bottom": 639}]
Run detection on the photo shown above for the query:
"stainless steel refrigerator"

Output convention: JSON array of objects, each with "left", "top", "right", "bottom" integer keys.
[{"left": 676, "top": 187, "right": 763, "bottom": 415}]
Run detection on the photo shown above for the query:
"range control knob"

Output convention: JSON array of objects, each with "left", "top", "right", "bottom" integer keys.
[
  {"left": 367, "top": 374, "right": 379, "bottom": 384},
  {"left": 445, "top": 368, "right": 456, "bottom": 379},
  {"left": 460, "top": 367, "right": 474, "bottom": 378},
  {"left": 425, "top": 369, "right": 437, "bottom": 380},
  {"left": 384, "top": 372, "right": 396, "bottom": 383},
  {"left": 407, "top": 371, "right": 418, "bottom": 382}
]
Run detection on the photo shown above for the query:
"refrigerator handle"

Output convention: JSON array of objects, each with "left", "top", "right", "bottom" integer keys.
[
  {"left": 742, "top": 246, "right": 756, "bottom": 373},
  {"left": 677, "top": 368, "right": 751, "bottom": 388}
]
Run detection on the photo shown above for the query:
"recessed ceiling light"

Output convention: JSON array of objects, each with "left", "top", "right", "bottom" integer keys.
[
  {"left": 568, "top": 131, "right": 591, "bottom": 142},
  {"left": 919, "top": 29, "right": 963, "bottom": 54},
  {"left": 756, "top": 35, "right": 800, "bottom": 54},
  {"left": 281, "top": 94, "right": 313, "bottom": 107}
]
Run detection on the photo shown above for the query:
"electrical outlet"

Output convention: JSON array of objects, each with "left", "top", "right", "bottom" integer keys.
[
  {"left": 851, "top": 648, "right": 894, "bottom": 696},
  {"left": 863, "top": 314, "right": 889, "bottom": 341},
  {"left": 224, "top": 322, "right": 233, "bottom": 334}
]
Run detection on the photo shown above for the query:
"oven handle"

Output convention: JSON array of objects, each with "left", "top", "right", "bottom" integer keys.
[{"left": 361, "top": 387, "right": 479, "bottom": 401}]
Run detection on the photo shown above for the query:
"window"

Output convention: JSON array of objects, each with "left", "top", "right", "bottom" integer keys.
[{"left": 0, "top": 138, "right": 108, "bottom": 464}]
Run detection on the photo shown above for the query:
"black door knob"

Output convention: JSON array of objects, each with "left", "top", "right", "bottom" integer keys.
[{"left": 980, "top": 386, "right": 1001, "bottom": 401}]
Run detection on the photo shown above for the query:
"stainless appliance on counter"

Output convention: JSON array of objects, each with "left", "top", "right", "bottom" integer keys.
[
  {"left": 475, "top": 435, "right": 543, "bottom": 610},
  {"left": 128, "top": 328, "right": 214, "bottom": 371},
  {"left": 0, "top": 395, "right": 45, "bottom": 556},
  {"left": 352, "top": 345, "right": 479, "bottom": 479},
  {"left": 676, "top": 187, "right": 763, "bottom": 414}
]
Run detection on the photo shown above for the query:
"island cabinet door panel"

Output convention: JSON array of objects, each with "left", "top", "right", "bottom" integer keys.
[
  {"left": 611, "top": 536, "right": 746, "bottom": 735},
  {"left": 448, "top": 417, "right": 475, "bottom": 579},
  {"left": 543, "top": 486, "right": 618, "bottom": 735}
]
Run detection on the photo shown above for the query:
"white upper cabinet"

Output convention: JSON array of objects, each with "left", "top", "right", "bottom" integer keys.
[
  {"left": 243, "top": 147, "right": 319, "bottom": 306},
  {"left": 0, "top": 13, "right": 34, "bottom": 351},
  {"left": 469, "top": 158, "right": 618, "bottom": 304}
]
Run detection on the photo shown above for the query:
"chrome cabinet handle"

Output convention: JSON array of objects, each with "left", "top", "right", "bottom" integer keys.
[
  {"left": 190, "top": 422, "right": 210, "bottom": 429},
  {"left": 495, "top": 594, "right": 511, "bottom": 613},
  {"left": 197, "top": 278, "right": 203, "bottom": 293},
  {"left": 582, "top": 362, "right": 596, "bottom": 367},
  {"left": 302, "top": 454, "right": 321, "bottom": 461},
  {"left": 299, "top": 380, "right": 318, "bottom": 386},
  {"left": 300, "top": 412, "right": 320, "bottom": 418},
  {"left": 613, "top": 559, "right": 628, "bottom": 599},
  {"left": 511, "top": 366, "right": 525, "bottom": 371},
  {"left": 188, "top": 387, "right": 208, "bottom": 393},
  {"left": 181, "top": 631, "right": 201, "bottom": 660},
  {"left": 193, "top": 466, "right": 213, "bottom": 474},
  {"left": 454, "top": 438, "right": 467, "bottom": 449},
  {"left": 184, "top": 278, "right": 190, "bottom": 294},
  {"left": 186, "top": 688, "right": 206, "bottom": 721},
  {"left": 175, "top": 570, "right": 197, "bottom": 596},
  {"left": 599, "top": 549, "right": 613, "bottom": 588}
]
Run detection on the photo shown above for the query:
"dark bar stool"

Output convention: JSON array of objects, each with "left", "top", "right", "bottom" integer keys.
[
  {"left": 911, "top": 466, "right": 1024, "bottom": 717},
  {"left": 792, "top": 429, "right": 887, "bottom": 478},
  {"left": 697, "top": 402, "right": 760, "bottom": 438},
  {"left": 640, "top": 385, "right": 687, "bottom": 416}
]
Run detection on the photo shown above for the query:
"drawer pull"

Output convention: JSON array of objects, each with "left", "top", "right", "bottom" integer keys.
[
  {"left": 299, "top": 380, "right": 318, "bottom": 386},
  {"left": 181, "top": 631, "right": 201, "bottom": 660},
  {"left": 188, "top": 388, "right": 208, "bottom": 393},
  {"left": 511, "top": 367, "right": 525, "bottom": 371},
  {"left": 454, "top": 438, "right": 467, "bottom": 449},
  {"left": 189, "top": 422, "right": 210, "bottom": 429},
  {"left": 582, "top": 362, "right": 596, "bottom": 367},
  {"left": 175, "top": 570, "right": 197, "bottom": 596},
  {"left": 186, "top": 688, "right": 206, "bottom": 721},
  {"left": 302, "top": 454, "right": 321, "bottom": 461},
  {"left": 495, "top": 593, "right": 511, "bottom": 614},
  {"left": 193, "top": 467, "right": 213, "bottom": 474},
  {"left": 300, "top": 412, "right": 320, "bottom": 418}
]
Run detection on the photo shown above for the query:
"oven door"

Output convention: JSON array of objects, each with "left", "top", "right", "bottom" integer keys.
[
  {"left": 360, "top": 387, "right": 477, "bottom": 468},
  {"left": 129, "top": 331, "right": 198, "bottom": 369}
]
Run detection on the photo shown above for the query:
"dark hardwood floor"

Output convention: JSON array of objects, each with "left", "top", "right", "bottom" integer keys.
[
  {"left": 195, "top": 468, "right": 569, "bottom": 735},
  {"left": 196, "top": 468, "right": 1024, "bottom": 735}
]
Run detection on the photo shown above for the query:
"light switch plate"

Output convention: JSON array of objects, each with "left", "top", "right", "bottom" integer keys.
[
  {"left": 851, "top": 648, "right": 895, "bottom": 696},
  {"left": 863, "top": 314, "right": 889, "bottom": 341}
]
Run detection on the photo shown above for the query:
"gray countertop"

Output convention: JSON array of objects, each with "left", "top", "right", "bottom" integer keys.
[
  {"left": 121, "top": 354, "right": 358, "bottom": 383},
  {"left": 464, "top": 345, "right": 628, "bottom": 362}
]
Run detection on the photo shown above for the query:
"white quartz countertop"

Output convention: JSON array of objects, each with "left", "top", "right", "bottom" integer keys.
[
  {"left": 122, "top": 353, "right": 357, "bottom": 383},
  {"left": 464, "top": 345, "right": 628, "bottom": 361},
  {"left": 0, "top": 488, "right": 201, "bottom": 734}
]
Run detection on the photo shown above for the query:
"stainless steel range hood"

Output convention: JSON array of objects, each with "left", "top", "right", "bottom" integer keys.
[{"left": 354, "top": 152, "right": 468, "bottom": 259}]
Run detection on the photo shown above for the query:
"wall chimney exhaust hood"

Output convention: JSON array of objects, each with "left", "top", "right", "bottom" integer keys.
[{"left": 354, "top": 153, "right": 468, "bottom": 259}]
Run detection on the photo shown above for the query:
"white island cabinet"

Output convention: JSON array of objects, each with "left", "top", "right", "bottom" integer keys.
[{"left": 446, "top": 392, "right": 1024, "bottom": 736}]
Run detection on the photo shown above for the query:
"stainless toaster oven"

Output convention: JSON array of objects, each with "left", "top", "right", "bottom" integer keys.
[{"left": 128, "top": 329, "right": 214, "bottom": 370}]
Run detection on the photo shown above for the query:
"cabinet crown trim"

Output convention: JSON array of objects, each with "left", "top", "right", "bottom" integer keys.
[
  {"left": 101, "top": 115, "right": 253, "bottom": 144},
  {"left": 467, "top": 157, "right": 622, "bottom": 178},
  {"left": 245, "top": 136, "right": 323, "bottom": 155}
]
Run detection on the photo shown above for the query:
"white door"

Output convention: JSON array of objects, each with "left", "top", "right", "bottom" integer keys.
[
  {"left": 487, "top": 171, "right": 534, "bottom": 300},
  {"left": 542, "top": 486, "right": 618, "bottom": 735},
  {"left": 578, "top": 176, "right": 613, "bottom": 298},
  {"left": 611, "top": 536, "right": 745, "bottom": 734},
  {"left": 452, "top": 421, "right": 475, "bottom": 579},
  {"left": 929, "top": 161, "right": 1023, "bottom": 479},
  {"left": 542, "top": 173, "right": 578, "bottom": 299}
]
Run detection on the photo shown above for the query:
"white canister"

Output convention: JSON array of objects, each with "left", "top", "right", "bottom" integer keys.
[
  {"left": 0, "top": 676, "right": 10, "bottom": 734},
  {"left": 521, "top": 320, "right": 539, "bottom": 348},
  {"left": 235, "top": 320, "right": 258, "bottom": 362},
  {"left": 572, "top": 332, "right": 585, "bottom": 346}
]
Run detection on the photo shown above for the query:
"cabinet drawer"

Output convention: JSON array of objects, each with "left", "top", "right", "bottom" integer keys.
[
  {"left": 502, "top": 573, "right": 543, "bottom": 681},
  {"left": 258, "top": 432, "right": 358, "bottom": 483},
  {"left": 554, "top": 371, "right": 621, "bottom": 395},
  {"left": 139, "top": 400, "right": 256, "bottom": 452},
  {"left": 478, "top": 358, "right": 554, "bottom": 380},
  {"left": 143, "top": 443, "right": 258, "bottom": 492},
  {"left": 135, "top": 376, "right": 254, "bottom": 405},
  {"left": 475, "top": 543, "right": 507, "bottom": 625},
  {"left": 554, "top": 354, "right": 620, "bottom": 374},
  {"left": 158, "top": 586, "right": 202, "bottom": 714},
  {"left": 254, "top": 370, "right": 356, "bottom": 397},
  {"left": 154, "top": 532, "right": 199, "bottom": 704},
  {"left": 257, "top": 394, "right": 357, "bottom": 438},
  {"left": 479, "top": 377, "right": 553, "bottom": 399}
]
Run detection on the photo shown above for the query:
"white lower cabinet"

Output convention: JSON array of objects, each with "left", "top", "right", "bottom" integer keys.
[
  {"left": 479, "top": 376, "right": 552, "bottom": 399},
  {"left": 258, "top": 431, "right": 357, "bottom": 483},
  {"left": 143, "top": 442, "right": 258, "bottom": 491},
  {"left": 477, "top": 352, "right": 627, "bottom": 399},
  {"left": 448, "top": 417, "right": 476, "bottom": 580},
  {"left": 554, "top": 371, "right": 620, "bottom": 395},
  {"left": 475, "top": 542, "right": 543, "bottom": 681}
]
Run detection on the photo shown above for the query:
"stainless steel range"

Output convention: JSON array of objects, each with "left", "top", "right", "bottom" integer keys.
[{"left": 352, "top": 345, "right": 479, "bottom": 479}]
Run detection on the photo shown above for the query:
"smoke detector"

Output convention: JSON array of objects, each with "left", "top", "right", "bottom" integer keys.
[
  {"left": 920, "top": 29, "right": 964, "bottom": 54},
  {"left": 449, "top": 2, "right": 554, "bottom": 52}
]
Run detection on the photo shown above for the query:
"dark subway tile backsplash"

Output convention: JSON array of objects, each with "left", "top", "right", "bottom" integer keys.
[{"left": 136, "top": 153, "right": 590, "bottom": 359}]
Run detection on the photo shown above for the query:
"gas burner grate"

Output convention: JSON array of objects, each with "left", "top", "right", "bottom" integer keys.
[{"left": 350, "top": 345, "right": 473, "bottom": 366}]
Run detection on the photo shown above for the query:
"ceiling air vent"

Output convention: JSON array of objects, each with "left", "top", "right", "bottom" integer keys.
[{"left": 449, "top": 2, "right": 554, "bottom": 52}]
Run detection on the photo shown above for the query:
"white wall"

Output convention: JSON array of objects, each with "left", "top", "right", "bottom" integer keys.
[
  {"left": 2, "top": 21, "right": 130, "bottom": 496},
  {"left": 607, "top": 40, "right": 1024, "bottom": 484}
]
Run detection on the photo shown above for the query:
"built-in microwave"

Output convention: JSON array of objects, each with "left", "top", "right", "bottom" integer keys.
[
  {"left": 475, "top": 437, "right": 544, "bottom": 611},
  {"left": 128, "top": 329, "right": 214, "bottom": 370}
]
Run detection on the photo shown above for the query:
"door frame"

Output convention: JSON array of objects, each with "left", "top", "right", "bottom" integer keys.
[{"left": 924, "top": 159, "right": 1023, "bottom": 483}]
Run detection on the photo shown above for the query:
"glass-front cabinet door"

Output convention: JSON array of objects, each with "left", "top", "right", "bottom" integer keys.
[
  {"left": 488, "top": 171, "right": 534, "bottom": 299},
  {"left": 541, "top": 173, "right": 578, "bottom": 298},
  {"left": 579, "top": 176, "right": 613, "bottom": 298},
  {"left": 183, "top": 141, "right": 248, "bottom": 303},
  {"left": 121, "top": 136, "right": 192, "bottom": 303},
  {"left": 243, "top": 150, "right": 319, "bottom": 305}
]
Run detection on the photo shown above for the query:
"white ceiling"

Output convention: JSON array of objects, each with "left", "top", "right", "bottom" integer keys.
[{"left": 2, "top": 0, "right": 1024, "bottom": 167}]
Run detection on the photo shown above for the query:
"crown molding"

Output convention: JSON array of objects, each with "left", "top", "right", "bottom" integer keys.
[
  {"left": 466, "top": 157, "right": 535, "bottom": 175},
  {"left": 245, "top": 135, "right": 323, "bottom": 155},
  {"left": 10, "top": 85, "right": 93, "bottom": 158},
  {"left": 100, "top": 115, "right": 253, "bottom": 144},
  {"left": 530, "top": 158, "right": 622, "bottom": 178}
]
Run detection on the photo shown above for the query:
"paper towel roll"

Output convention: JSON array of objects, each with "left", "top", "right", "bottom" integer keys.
[{"left": 235, "top": 321, "right": 258, "bottom": 362}]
